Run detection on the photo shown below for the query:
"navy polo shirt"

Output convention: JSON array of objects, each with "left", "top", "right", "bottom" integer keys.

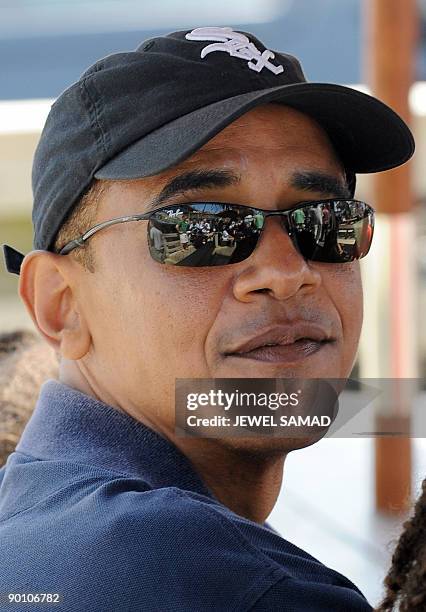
[{"left": 0, "top": 381, "right": 372, "bottom": 611}]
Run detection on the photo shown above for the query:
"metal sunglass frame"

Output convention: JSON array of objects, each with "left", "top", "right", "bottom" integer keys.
[{"left": 57, "top": 198, "right": 375, "bottom": 258}]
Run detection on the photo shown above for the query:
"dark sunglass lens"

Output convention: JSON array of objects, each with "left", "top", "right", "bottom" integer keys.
[
  {"left": 290, "top": 201, "right": 374, "bottom": 263},
  {"left": 147, "top": 204, "right": 262, "bottom": 266}
]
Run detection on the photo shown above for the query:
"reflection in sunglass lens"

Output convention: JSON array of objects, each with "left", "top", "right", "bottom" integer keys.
[
  {"left": 289, "top": 201, "right": 374, "bottom": 263},
  {"left": 147, "top": 201, "right": 374, "bottom": 267},
  {"left": 148, "top": 203, "right": 261, "bottom": 266}
]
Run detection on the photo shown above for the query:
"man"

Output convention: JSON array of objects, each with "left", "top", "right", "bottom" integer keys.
[
  {"left": 293, "top": 206, "right": 306, "bottom": 229},
  {"left": 0, "top": 26, "right": 414, "bottom": 611},
  {"left": 254, "top": 211, "right": 265, "bottom": 230},
  {"left": 149, "top": 221, "right": 165, "bottom": 261},
  {"left": 176, "top": 215, "right": 190, "bottom": 249}
]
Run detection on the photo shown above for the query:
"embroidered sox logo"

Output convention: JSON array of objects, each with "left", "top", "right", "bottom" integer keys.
[{"left": 185, "top": 27, "right": 284, "bottom": 75}]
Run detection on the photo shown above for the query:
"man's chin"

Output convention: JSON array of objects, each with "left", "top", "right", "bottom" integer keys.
[{"left": 216, "top": 433, "right": 326, "bottom": 456}]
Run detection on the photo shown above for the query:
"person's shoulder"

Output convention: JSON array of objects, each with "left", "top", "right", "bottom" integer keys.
[
  {"left": 74, "top": 482, "right": 258, "bottom": 563},
  {"left": 93, "top": 484, "right": 251, "bottom": 554},
  {"left": 72, "top": 485, "right": 285, "bottom": 611}
]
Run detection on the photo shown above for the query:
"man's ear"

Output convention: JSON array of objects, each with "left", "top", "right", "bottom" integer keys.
[{"left": 18, "top": 250, "right": 91, "bottom": 360}]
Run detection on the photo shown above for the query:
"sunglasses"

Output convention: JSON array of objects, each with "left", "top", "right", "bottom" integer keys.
[{"left": 59, "top": 199, "right": 375, "bottom": 267}]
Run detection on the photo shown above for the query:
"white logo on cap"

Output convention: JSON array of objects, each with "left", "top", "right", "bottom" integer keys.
[{"left": 185, "top": 27, "right": 284, "bottom": 75}]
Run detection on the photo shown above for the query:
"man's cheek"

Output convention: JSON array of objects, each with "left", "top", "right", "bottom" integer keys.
[
  {"left": 330, "top": 263, "right": 363, "bottom": 306},
  {"left": 142, "top": 309, "right": 207, "bottom": 374}
]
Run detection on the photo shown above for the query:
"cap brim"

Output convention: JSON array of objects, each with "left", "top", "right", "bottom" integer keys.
[{"left": 95, "top": 82, "right": 414, "bottom": 180}]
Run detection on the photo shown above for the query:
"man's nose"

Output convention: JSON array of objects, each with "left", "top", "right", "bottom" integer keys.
[{"left": 232, "top": 216, "right": 322, "bottom": 303}]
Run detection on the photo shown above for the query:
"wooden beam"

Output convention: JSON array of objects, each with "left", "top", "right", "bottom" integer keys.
[{"left": 363, "top": 0, "right": 417, "bottom": 512}]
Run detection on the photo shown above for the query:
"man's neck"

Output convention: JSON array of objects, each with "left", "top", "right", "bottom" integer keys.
[
  {"left": 171, "top": 437, "right": 286, "bottom": 524},
  {"left": 59, "top": 363, "right": 286, "bottom": 524}
]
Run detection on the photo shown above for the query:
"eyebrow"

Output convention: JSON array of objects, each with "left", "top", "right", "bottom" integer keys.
[
  {"left": 291, "top": 171, "right": 351, "bottom": 199},
  {"left": 145, "top": 168, "right": 351, "bottom": 213},
  {"left": 146, "top": 169, "right": 240, "bottom": 211}
]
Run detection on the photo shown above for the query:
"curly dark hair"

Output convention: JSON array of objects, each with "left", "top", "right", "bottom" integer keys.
[
  {"left": 0, "top": 330, "right": 59, "bottom": 466},
  {"left": 377, "top": 478, "right": 426, "bottom": 611}
]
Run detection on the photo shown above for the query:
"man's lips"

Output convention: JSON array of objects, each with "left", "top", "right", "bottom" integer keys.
[
  {"left": 223, "top": 324, "right": 334, "bottom": 363},
  {"left": 227, "top": 339, "right": 330, "bottom": 362}
]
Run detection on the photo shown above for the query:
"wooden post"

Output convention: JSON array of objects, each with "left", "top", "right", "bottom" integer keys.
[{"left": 363, "top": 0, "right": 417, "bottom": 512}]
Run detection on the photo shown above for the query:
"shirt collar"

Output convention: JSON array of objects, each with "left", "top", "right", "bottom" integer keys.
[{"left": 16, "top": 380, "right": 214, "bottom": 499}]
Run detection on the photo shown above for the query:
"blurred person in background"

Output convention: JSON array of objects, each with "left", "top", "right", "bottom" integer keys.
[
  {"left": 0, "top": 330, "right": 58, "bottom": 466},
  {"left": 377, "top": 479, "right": 426, "bottom": 611}
]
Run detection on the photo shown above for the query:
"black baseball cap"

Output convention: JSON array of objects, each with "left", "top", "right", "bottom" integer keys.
[{"left": 3, "top": 26, "right": 415, "bottom": 275}]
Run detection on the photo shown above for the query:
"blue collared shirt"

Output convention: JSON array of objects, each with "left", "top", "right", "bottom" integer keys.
[{"left": 0, "top": 381, "right": 372, "bottom": 611}]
